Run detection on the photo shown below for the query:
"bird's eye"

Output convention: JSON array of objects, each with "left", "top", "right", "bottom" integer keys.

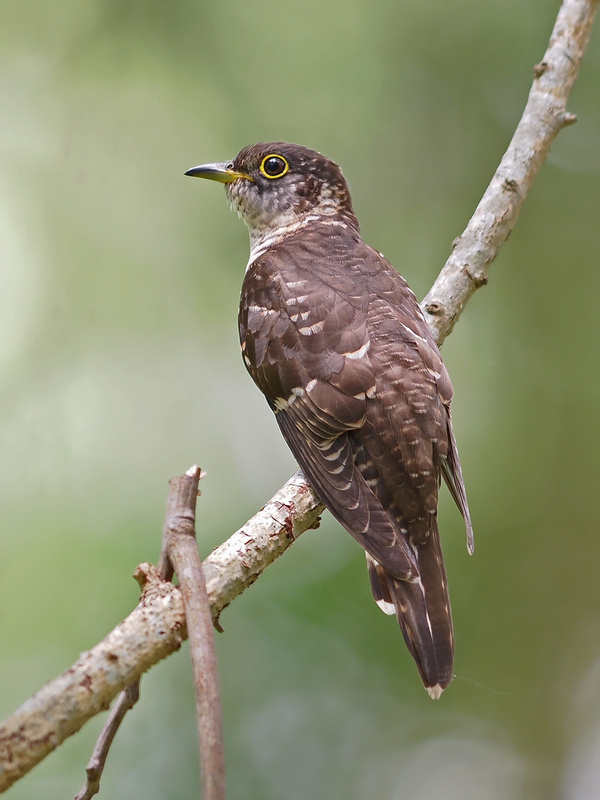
[{"left": 260, "top": 154, "right": 289, "bottom": 179}]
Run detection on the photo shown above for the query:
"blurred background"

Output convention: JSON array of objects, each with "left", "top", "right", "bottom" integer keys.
[{"left": 1, "top": 1, "right": 600, "bottom": 798}]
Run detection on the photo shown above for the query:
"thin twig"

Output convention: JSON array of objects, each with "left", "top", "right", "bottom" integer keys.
[
  {"left": 162, "top": 466, "right": 226, "bottom": 800},
  {"left": 73, "top": 683, "right": 140, "bottom": 800}
]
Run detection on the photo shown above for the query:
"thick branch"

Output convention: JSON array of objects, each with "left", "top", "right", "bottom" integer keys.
[{"left": 421, "top": 0, "right": 599, "bottom": 344}]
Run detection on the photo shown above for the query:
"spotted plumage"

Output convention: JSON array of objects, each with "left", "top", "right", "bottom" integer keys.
[{"left": 186, "top": 143, "right": 473, "bottom": 697}]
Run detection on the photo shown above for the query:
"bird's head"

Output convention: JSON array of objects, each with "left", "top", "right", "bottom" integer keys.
[{"left": 185, "top": 143, "right": 359, "bottom": 250}]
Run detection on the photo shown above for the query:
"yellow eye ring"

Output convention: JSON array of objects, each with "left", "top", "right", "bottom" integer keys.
[{"left": 260, "top": 154, "right": 289, "bottom": 179}]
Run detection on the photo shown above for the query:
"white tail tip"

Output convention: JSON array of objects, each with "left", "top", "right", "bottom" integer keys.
[{"left": 426, "top": 684, "right": 444, "bottom": 700}]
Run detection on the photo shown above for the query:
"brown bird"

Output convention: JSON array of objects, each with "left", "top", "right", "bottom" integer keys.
[{"left": 186, "top": 143, "right": 473, "bottom": 698}]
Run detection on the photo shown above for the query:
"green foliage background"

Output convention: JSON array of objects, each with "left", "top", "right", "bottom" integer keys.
[{"left": 2, "top": 1, "right": 600, "bottom": 798}]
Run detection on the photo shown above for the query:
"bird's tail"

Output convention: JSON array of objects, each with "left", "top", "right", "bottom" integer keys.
[{"left": 366, "top": 519, "right": 454, "bottom": 698}]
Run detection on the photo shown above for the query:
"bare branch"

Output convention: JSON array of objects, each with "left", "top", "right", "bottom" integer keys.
[
  {"left": 163, "top": 466, "right": 226, "bottom": 800},
  {"left": 73, "top": 682, "right": 140, "bottom": 800},
  {"left": 421, "top": 0, "right": 599, "bottom": 344},
  {"left": 74, "top": 466, "right": 226, "bottom": 800},
  {"left": 203, "top": 470, "right": 324, "bottom": 624},
  {"left": 0, "top": 471, "right": 323, "bottom": 793},
  {"left": 0, "top": 562, "right": 185, "bottom": 792}
]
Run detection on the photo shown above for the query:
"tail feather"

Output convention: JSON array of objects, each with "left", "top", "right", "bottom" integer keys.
[
  {"left": 366, "top": 518, "right": 454, "bottom": 697},
  {"left": 442, "top": 423, "right": 474, "bottom": 555},
  {"left": 367, "top": 552, "right": 396, "bottom": 616}
]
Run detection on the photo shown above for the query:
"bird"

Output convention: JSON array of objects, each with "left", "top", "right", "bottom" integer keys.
[{"left": 185, "top": 142, "right": 473, "bottom": 698}]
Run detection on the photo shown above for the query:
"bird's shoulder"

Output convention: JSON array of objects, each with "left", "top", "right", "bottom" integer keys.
[{"left": 241, "top": 220, "right": 422, "bottom": 343}]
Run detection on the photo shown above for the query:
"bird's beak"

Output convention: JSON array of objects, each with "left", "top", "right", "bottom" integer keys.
[{"left": 184, "top": 162, "right": 251, "bottom": 183}]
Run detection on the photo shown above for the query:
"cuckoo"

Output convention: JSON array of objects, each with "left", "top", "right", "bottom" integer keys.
[{"left": 186, "top": 143, "right": 473, "bottom": 698}]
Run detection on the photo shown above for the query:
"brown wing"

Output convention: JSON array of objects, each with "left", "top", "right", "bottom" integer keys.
[{"left": 240, "top": 239, "right": 418, "bottom": 580}]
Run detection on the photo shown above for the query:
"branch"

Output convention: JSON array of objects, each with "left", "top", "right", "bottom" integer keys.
[
  {"left": 0, "top": 0, "right": 597, "bottom": 792},
  {"left": 0, "top": 471, "right": 323, "bottom": 793},
  {"left": 73, "top": 682, "right": 140, "bottom": 800},
  {"left": 161, "top": 467, "right": 226, "bottom": 800},
  {"left": 421, "top": 0, "right": 599, "bottom": 344},
  {"left": 74, "top": 466, "right": 226, "bottom": 800}
]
